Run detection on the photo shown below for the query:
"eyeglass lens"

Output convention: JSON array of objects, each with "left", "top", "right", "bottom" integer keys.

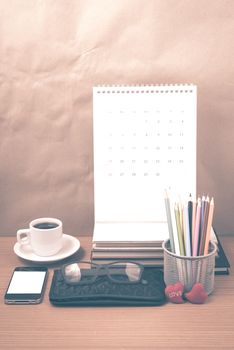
[
  {"left": 64, "top": 262, "right": 97, "bottom": 284},
  {"left": 108, "top": 262, "right": 142, "bottom": 282}
]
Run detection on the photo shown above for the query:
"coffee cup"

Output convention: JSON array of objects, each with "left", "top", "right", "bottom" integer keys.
[{"left": 17, "top": 218, "right": 63, "bottom": 257}]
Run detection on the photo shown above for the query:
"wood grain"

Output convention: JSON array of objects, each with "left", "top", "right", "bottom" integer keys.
[{"left": 0, "top": 236, "right": 233, "bottom": 349}]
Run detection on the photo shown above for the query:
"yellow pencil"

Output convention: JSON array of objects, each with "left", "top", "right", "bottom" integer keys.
[{"left": 174, "top": 203, "right": 185, "bottom": 255}]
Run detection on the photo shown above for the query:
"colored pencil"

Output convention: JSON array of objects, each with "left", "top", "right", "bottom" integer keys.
[
  {"left": 183, "top": 201, "right": 191, "bottom": 256},
  {"left": 188, "top": 194, "right": 193, "bottom": 251},
  {"left": 199, "top": 196, "right": 210, "bottom": 255},
  {"left": 192, "top": 199, "right": 196, "bottom": 248},
  {"left": 193, "top": 197, "right": 201, "bottom": 256},
  {"left": 164, "top": 190, "right": 175, "bottom": 253},
  {"left": 204, "top": 197, "right": 214, "bottom": 255},
  {"left": 164, "top": 193, "right": 214, "bottom": 258},
  {"left": 174, "top": 203, "right": 185, "bottom": 255}
]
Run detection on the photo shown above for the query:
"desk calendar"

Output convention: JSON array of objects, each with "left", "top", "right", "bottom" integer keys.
[{"left": 93, "top": 85, "right": 197, "bottom": 242}]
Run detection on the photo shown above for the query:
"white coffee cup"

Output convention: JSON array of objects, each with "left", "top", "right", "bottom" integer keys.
[{"left": 17, "top": 218, "right": 63, "bottom": 257}]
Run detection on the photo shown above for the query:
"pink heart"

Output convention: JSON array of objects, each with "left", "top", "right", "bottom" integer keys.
[
  {"left": 185, "top": 283, "right": 208, "bottom": 304},
  {"left": 165, "top": 282, "right": 184, "bottom": 303}
]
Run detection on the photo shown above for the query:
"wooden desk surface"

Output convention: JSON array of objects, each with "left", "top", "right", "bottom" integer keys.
[{"left": 0, "top": 235, "right": 234, "bottom": 350}]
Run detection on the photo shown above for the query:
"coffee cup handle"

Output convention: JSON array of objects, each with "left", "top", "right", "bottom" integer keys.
[{"left": 17, "top": 229, "right": 30, "bottom": 245}]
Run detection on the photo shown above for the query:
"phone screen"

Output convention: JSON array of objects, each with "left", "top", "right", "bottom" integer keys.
[
  {"left": 7, "top": 271, "right": 47, "bottom": 294},
  {"left": 5, "top": 267, "right": 48, "bottom": 304}
]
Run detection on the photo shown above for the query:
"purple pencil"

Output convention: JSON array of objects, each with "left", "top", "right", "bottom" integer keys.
[{"left": 193, "top": 198, "right": 201, "bottom": 256}]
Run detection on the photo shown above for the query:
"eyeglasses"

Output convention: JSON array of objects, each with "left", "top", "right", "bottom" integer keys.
[{"left": 61, "top": 261, "right": 144, "bottom": 285}]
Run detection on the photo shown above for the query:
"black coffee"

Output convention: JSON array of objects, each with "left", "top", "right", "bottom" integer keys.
[{"left": 33, "top": 222, "right": 59, "bottom": 230}]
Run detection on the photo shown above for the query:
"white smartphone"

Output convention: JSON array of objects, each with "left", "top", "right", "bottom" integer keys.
[{"left": 4, "top": 266, "right": 48, "bottom": 304}]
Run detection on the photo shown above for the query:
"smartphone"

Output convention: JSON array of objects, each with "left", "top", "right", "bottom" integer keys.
[{"left": 4, "top": 266, "right": 48, "bottom": 304}]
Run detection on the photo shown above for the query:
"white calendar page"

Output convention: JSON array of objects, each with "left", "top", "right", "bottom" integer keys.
[{"left": 93, "top": 85, "right": 197, "bottom": 242}]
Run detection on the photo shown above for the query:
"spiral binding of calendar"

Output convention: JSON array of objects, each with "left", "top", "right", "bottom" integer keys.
[{"left": 94, "top": 84, "right": 196, "bottom": 94}]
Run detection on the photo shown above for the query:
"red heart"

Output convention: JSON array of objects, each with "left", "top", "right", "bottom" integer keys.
[
  {"left": 165, "top": 282, "right": 184, "bottom": 303},
  {"left": 185, "top": 283, "right": 208, "bottom": 304}
]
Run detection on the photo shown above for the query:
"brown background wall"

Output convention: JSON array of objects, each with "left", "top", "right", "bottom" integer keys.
[{"left": 0, "top": 0, "right": 233, "bottom": 236}]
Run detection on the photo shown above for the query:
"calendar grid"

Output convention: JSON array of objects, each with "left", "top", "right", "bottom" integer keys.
[{"left": 93, "top": 85, "right": 197, "bottom": 223}]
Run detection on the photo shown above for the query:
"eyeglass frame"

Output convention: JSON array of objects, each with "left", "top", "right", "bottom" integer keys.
[{"left": 60, "top": 260, "right": 144, "bottom": 285}]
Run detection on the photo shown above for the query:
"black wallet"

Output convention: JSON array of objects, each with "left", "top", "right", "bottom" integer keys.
[{"left": 49, "top": 268, "right": 166, "bottom": 306}]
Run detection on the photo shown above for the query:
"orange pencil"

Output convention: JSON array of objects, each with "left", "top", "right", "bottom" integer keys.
[{"left": 204, "top": 198, "right": 214, "bottom": 255}]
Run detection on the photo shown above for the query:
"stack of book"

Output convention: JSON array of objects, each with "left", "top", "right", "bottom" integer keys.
[
  {"left": 214, "top": 233, "right": 230, "bottom": 275},
  {"left": 91, "top": 224, "right": 230, "bottom": 274},
  {"left": 91, "top": 242, "right": 164, "bottom": 267},
  {"left": 91, "top": 222, "right": 166, "bottom": 267}
]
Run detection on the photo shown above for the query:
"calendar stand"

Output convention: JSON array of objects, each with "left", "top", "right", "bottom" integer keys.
[{"left": 93, "top": 85, "right": 197, "bottom": 244}]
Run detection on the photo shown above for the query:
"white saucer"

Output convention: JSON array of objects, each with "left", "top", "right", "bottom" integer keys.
[{"left": 13, "top": 234, "right": 80, "bottom": 263}]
